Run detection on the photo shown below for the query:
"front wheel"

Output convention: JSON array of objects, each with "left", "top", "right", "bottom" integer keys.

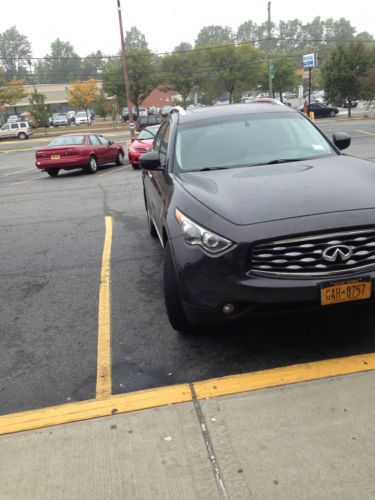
[
  {"left": 330, "top": 110, "right": 336, "bottom": 117},
  {"left": 163, "top": 241, "right": 191, "bottom": 332},
  {"left": 46, "top": 168, "right": 59, "bottom": 177},
  {"left": 116, "top": 151, "right": 124, "bottom": 166},
  {"left": 86, "top": 155, "right": 98, "bottom": 174}
]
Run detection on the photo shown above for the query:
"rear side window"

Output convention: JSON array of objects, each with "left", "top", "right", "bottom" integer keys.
[
  {"left": 89, "top": 135, "right": 101, "bottom": 145},
  {"left": 20, "top": 123, "right": 27, "bottom": 128}
]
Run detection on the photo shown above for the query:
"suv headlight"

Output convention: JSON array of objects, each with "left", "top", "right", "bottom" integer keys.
[{"left": 175, "top": 209, "right": 233, "bottom": 254}]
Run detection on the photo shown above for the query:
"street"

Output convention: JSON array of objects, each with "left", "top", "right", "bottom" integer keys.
[{"left": 1, "top": 117, "right": 375, "bottom": 417}]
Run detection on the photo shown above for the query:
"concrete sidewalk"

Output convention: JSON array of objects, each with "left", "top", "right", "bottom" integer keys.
[{"left": 1, "top": 371, "right": 375, "bottom": 499}]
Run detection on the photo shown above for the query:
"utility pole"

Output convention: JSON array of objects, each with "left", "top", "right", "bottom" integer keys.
[
  {"left": 267, "top": 1, "right": 273, "bottom": 97},
  {"left": 117, "top": 0, "right": 135, "bottom": 139}
]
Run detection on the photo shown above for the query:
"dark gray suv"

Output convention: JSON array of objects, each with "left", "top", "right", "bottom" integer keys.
[{"left": 140, "top": 103, "right": 375, "bottom": 332}]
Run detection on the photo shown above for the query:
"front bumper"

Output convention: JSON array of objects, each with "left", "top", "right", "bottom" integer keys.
[{"left": 170, "top": 236, "right": 375, "bottom": 324}]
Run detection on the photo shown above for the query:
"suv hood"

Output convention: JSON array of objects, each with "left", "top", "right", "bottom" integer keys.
[{"left": 177, "top": 155, "right": 375, "bottom": 225}]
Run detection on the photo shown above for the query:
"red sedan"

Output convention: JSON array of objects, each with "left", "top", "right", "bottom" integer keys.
[
  {"left": 127, "top": 125, "right": 160, "bottom": 169},
  {"left": 35, "top": 133, "right": 125, "bottom": 177}
]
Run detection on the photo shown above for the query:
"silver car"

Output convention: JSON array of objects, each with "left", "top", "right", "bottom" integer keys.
[{"left": 0, "top": 121, "right": 33, "bottom": 140}]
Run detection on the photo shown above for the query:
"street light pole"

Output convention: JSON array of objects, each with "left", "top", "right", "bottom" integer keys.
[
  {"left": 267, "top": 1, "right": 273, "bottom": 97},
  {"left": 116, "top": 0, "right": 135, "bottom": 140}
]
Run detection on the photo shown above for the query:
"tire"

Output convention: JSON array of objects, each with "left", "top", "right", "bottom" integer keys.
[
  {"left": 163, "top": 240, "right": 191, "bottom": 332},
  {"left": 18, "top": 132, "right": 27, "bottom": 140},
  {"left": 86, "top": 155, "right": 98, "bottom": 174},
  {"left": 132, "top": 164, "right": 140, "bottom": 170},
  {"left": 46, "top": 168, "right": 59, "bottom": 177},
  {"left": 116, "top": 151, "right": 124, "bottom": 166},
  {"left": 330, "top": 110, "right": 335, "bottom": 117}
]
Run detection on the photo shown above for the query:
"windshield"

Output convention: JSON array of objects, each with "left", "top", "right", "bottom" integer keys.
[
  {"left": 138, "top": 129, "right": 157, "bottom": 140},
  {"left": 48, "top": 135, "right": 85, "bottom": 146},
  {"left": 174, "top": 113, "right": 335, "bottom": 172}
]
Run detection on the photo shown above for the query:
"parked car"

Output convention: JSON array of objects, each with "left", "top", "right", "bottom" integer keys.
[
  {"left": 161, "top": 105, "right": 173, "bottom": 117},
  {"left": 7, "top": 115, "right": 21, "bottom": 124},
  {"left": 128, "top": 125, "right": 160, "bottom": 169},
  {"left": 35, "top": 133, "right": 125, "bottom": 177},
  {"left": 139, "top": 102, "right": 374, "bottom": 332},
  {"left": 50, "top": 113, "right": 70, "bottom": 127},
  {"left": 66, "top": 111, "right": 76, "bottom": 124},
  {"left": 0, "top": 121, "right": 33, "bottom": 140},
  {"left": 135, "top": 115, "right": 163, "bottom": 131},
  {"left": 122, "top": 107, "right": 138, "bottom": 122},
  {"left": 138, "top": 107, "right": 148, "bottom": 117},
  {"left": 75, "top": 111, "right": 92, "bottom": 125},
  {"left": 298, "top": 102, "right": 339, "bottom": 118}
]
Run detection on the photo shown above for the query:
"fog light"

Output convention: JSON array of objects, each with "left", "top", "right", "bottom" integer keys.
[{"left": 222, "top": 303, "right": 235, "bottom": 316}]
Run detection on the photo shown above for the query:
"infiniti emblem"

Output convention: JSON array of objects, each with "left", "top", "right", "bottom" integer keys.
[{"left": 322, "top": 245, "right": 353, "bottom": 263}]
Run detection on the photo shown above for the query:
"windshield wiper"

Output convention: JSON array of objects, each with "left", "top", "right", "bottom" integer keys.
[
  {"left": 261, "top": 158, "right": 308, "bottom": 165},
  {"left": 196, "top": 166, "right": 228, "bottom": 171}
]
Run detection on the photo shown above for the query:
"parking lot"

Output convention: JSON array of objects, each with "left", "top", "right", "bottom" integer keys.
[{"left": 1, "top": 117, "right": 375, "bottom": 419}]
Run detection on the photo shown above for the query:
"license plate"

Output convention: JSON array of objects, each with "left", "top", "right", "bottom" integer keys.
[
  {"left": 321, "top": 277, "right": 371, "bottom": 306},
  {"left": 51, "top": 154, "right": 60, "bottom": 160}
]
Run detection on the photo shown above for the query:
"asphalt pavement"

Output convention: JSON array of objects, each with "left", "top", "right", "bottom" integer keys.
[{"left": 1, "top": 117, "right": 375, "bottom": 416}]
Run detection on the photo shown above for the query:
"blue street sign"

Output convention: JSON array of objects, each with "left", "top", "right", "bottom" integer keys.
[{"left": 303, "top": 53, "right": 317, "bottom": 68}]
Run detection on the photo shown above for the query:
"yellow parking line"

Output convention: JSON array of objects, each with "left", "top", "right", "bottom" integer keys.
[
  {"left": 96, "top": 216, "right": 113, "bottom": 399},
  {"left": 355, "top": 129, "right": 375, "bottom": 136},
  {"left": 11, "top": 175, "right": 45, "bottom": 186},
  {"left": 0, "top": 167, "right": 35, "bottom": 177},
  {"left": 194, "top": 353, "right": 375, "bottom": 399},
  {"left": 98, "top": 166, "right": 128, "bottom": 177},
  {"left": 1, "top": 353, "right": 375, "bottom": 436},
  {"left": 0, "top": 385, "right": 192, "bottom": 436}
]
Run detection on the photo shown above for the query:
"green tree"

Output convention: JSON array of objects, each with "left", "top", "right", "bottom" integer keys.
[
  {"left": 125, "top": 27, "right": 148, "bottom": 50},
  {"left": 271, "top": 58, "right": 300, "bottom": 101},
  {"left": 321, "top": 42, "right": 372, "bottom": 117},
  {"left": 359, "top": 66, "right": 375, "bottom": 109},
  {"left": 34, "top": 39, "right": 81, "bottom": 83},
  {"left": 0, "top": 26, "right": 32, "bottom": 80},
  {"left": 173, "top": 42, "right": 193, "bottom": 53},
  {"left": 161, "top": 51, "right": 197, "bottom": 107},
  {"left": 204, "top": 43, "right": 263, "bottom": 103},
  {"left": 102, "top": 59, "right": 126, "bottom": 108},
  {"left": 95, "top": 88, "right": 111, "bottom": 120},
  {"left": 195, "top": 26, "right": 233, "bottom": 47},
  {"left": 28, "top": 87, "right": 50, "bottom": 127},
  {"left": 81, "top": 50, "right": 104, "bottom": 80},
  {"left": 236, "top": 20, "right": 258, "bottom": 44}
]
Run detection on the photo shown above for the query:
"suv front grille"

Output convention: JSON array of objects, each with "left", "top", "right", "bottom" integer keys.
[{"left": 251, "top": 228, "right": 375, "bottom": 278}]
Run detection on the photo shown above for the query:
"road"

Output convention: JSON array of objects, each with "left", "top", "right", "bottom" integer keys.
[{"left": 1, "top": 117, "right": 375, "bottom": 417}]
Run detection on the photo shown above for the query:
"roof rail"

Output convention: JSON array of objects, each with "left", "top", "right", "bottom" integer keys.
[
  {"left": 170, "top": 106, "right": 186, "bottom": 115},
  {"left": 253, "top": 97, "right": 285, "bottom": 106}
]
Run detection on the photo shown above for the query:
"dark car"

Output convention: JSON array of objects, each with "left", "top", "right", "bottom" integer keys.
[
  {"left": 140, "top": 102, "right": 375, "bottom": 332},
  {"left": 122, "top": 107, "right": 138, "bottom": 122},
  {"left": 35, "top": 133, "right": 125, "bottom": 177},
  {"left": 298, "top": 102, "right": 339, "bottom": 118},
  {"left": 50, "top": 113, "right": 70, "bottom": 127},
  {"left": 135, "top": 115, "right": 163, "bottom": 131}
]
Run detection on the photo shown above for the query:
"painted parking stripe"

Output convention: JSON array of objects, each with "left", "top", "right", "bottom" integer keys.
[
  {"left": 98, "top": 166, "right": 128, "bottom": 177},
  {"left": 10, "top": 175, "right": 45, "bottom": 186},
  {"left": 0, "top": 385, "right": 192, "bottom": 436},
  {"left": 1, "top": 352, "right": 375, "bottom": 436},
  {"left": 96, "top": 216, "right": 113, "bottom": 399},
  {"left": 355, "top": 129, "right": 375, "bottom": 137},
  {"left": 193, "top": 353, "right": 375, "bottom": 399},
  {"left": 0, "top": 167, "right": 35, "bottom": 177}
]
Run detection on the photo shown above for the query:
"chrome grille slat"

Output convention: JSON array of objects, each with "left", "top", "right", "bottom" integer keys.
[{"left": 251, "top": 228, "right": 375, "bottom": 278}]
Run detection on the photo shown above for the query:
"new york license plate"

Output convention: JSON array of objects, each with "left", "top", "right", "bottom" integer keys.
[
  {"left": 51, "top": 154, "right": 60, "bottom": 160},
  {"left": 321, "top": 277, "right": 371, "bottom": 306}
]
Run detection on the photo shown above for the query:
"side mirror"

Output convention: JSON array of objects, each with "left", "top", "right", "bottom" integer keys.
[
  {"left": 108, "top": 140, "right": 113, "bottom": 145},
  {"left": 333, "top": 132, "right": 351, "bottom": 151},
  {"left": 139, "top": 151, "right": 163, "bottom": 171}
]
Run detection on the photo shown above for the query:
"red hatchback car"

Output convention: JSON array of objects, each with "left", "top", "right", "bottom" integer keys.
[
  {"left": 35, "top": 133, "right": 125, "bottom": 176},
  {"left": 127, "top": 125, "right": 160, "bottom": 169}
]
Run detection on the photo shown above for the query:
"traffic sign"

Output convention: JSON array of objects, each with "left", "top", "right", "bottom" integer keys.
[{"left": 303, "top": 53, "right": 317, "bottom": 68}]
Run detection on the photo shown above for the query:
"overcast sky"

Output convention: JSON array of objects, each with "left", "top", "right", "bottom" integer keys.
[{"left": 1, "top": 0, "right": 374, "bottom": 58}]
